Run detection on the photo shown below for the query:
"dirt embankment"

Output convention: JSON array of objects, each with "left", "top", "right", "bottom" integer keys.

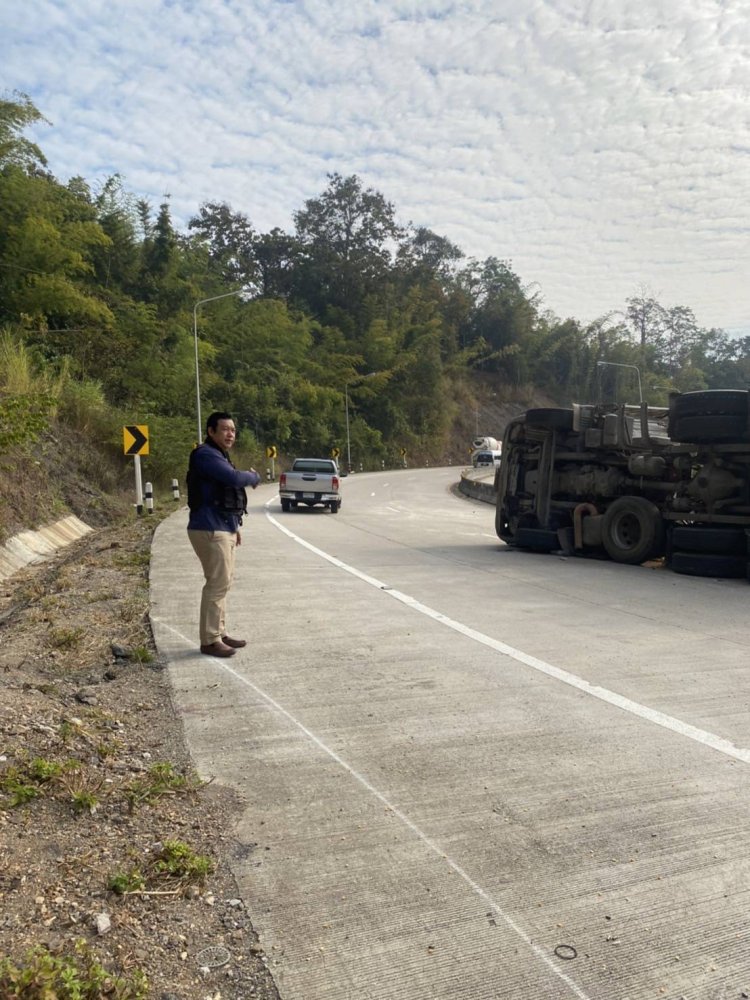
[{"left": 0, "top": 425, "right": 280, "bottom": 998}]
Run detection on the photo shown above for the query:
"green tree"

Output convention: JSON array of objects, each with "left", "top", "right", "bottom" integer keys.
[
  {"left": 655, "top": 305, "right": 701, "bottom": 377},
  {"left": 625, "top": 288, "right": 665, "bottom": 361},
  {"left": 92, "top": 174, "right": 141, "bottom": 293},
  {"left": 188, "top": 201, "right": 259, "bottom": 288},
  {"left": 0, "top": 90, "right": 48, "bottom": 171},
  {"left": 133, "top": 200, "right": 195, "bottom": 320},
  {"left": 293, "top": 173, "right": 403, "bottom": 327},
  {"left": 253, "top": 227, "right": 300, "bottom": 300},
  {"left": 461, "top": 257, "right": 538, "bottom": 382},
  {"left": 0, "top": 165, "right": 114, "bottom": 339}
]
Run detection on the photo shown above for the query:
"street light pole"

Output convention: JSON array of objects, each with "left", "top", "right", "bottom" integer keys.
[
  {"left": 344, "top": 372, "right": 378, "bottom": 472},
  {"left": 345, "top": 383, "right": 351, "bottom": 472},
  {"left": 193, "top": 289, "right": 246, "bottom": 442}
]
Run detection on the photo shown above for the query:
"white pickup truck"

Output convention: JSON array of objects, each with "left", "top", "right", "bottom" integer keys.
[{"left": 279, "top": 458, "right": 341, "bottom": 513}]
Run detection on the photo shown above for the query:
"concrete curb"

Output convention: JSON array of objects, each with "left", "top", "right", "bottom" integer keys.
[
  {"left": 0, "top": 516, "right": 93, "bottom": 581},
  {"left": 458, "top": 468, "right": 497, "bottom": 505}
]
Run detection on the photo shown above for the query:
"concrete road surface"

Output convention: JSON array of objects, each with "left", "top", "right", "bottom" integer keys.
[{"left": 150, "top": 467, "right": 750, "bottom": 1000}]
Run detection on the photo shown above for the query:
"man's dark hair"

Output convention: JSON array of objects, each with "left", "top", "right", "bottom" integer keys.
[{"left": 206, "top": 411, "right": 234, "bottom": 433}]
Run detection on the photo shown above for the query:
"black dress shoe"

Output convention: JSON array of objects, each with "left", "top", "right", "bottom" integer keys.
[
  {"left": 221, "top": 635, "right": 247, "bottom": 649},
  {"left": 200, "top": 641, "right": 236, "bottom": 658}
]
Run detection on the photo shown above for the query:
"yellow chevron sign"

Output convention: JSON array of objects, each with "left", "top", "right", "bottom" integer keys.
[{"left": 123, "top": 425, "right": 149, "bottom": 456}]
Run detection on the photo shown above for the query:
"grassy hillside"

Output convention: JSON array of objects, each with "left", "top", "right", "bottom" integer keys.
[
  {"left": 0, "top": 425, "right": 132, "bottom": 543},
  {"left": 0, "top": 372, "right": 557, "bottom": 545}
]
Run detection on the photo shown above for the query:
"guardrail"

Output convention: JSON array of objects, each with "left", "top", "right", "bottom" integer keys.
[{"left": 458, "top": 468, "right": 497, "bottom": 505}]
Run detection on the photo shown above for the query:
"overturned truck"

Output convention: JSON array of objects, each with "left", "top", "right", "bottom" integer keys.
[{"left": 494, "top": 390, "right": 750, "bottom": 579}]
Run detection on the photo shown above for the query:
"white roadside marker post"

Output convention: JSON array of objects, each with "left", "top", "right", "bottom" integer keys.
[{"left": 133, "top": 455, "right": 144, "bottom": 516}]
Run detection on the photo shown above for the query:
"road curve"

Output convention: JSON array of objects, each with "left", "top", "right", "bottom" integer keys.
[{"left": 150, "top": 467, "right": 750, "bottom": 1000}]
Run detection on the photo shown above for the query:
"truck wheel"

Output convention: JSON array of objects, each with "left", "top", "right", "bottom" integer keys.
[
  {"left": 671, "top": 389, "right": 748, "bottom": 419},
  {"left": 671, "top": 551, "right": 747, "bottom": 578},
  {"left": 668, "top": 390, "right": 749, "bottom": 440},
  {"left": 670, "top": 413, "right": 747, "bottom": 443},
  {"left": 671, "top": 525, "right": 746, "bottom": 555},
  {"left": 602, "top": 496, "right": 665, "bottom": 564},
  {"left": 330, "top": 501, "right": 340, "bottom": 513},
  {"left": 523, "top": 408, "right": 574, "bottom": 430},
  {"left": 280, "top": 499, "right": 291, "bottom": 512}
]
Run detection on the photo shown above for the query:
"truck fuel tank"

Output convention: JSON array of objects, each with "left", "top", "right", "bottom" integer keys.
[
  {"left": 687, "top": 461, "right": 742, "bottom": 504},
  {"left": 627, "top": 454, "right": 667, "bottom": 477}
]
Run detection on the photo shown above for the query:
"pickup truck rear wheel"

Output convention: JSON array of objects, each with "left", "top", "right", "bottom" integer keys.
[
  {"left": 330, "top": 501, "right": 340, "bottom": 513},
  {"left": 280, "top": 499, "right": 291, "bottom": 512},
  {"left": 602, "top": 496, "right": 665, "bottom": 564}
]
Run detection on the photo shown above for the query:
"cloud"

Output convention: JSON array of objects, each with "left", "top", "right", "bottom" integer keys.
[{"left": 2, "top": 0, "right": 749, "bottom": 332}]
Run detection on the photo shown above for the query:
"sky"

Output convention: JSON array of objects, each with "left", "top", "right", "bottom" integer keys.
[{"left": 3, "top": 0, "right": 750, "bottom": 335}]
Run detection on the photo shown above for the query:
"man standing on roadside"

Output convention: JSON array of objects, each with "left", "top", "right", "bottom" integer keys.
[{"left": 187, "top": 411, "right": 261, "bottom": 658}]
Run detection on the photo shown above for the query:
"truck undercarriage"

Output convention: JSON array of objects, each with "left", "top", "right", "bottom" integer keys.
[{"left": 495, "top": 392, "right": 750, "bottom": 579}]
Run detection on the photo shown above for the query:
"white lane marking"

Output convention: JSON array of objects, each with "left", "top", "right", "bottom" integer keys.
[
  {"left": 153, "top": 616, "right": 592, "bottom": 1000},
  {"left": 265, "top": 509, "right": 750, "bottom": 765},
  {"left": 386, "top": 506, "right": 401, "bottom": 513}
]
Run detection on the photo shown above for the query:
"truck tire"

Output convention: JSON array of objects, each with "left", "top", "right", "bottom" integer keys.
[
  {"left": 523, "top": 408, "right": 574, "bottom": 430},
  {"left": 330, "top": 501, "right": 340, "bottom": 513},
  {"left": 602, "top": 496, "right": 665, "bottom": 564},
  {"left": 670, "top": 413, "right": 748, "bottom": 444},
  {"left": 668, "top": 390, "right": 749, "bottom": 441},
  {"left": 671, "top": 525, "right": 746, "bottom": 556},
  {"left": 671, "top": 389, "right": 748, "bottom": 418},
  {"left": 280, "top": 499, "right": 291, "bottom": 512},
  {"left": 512, "top": 527, "right": 560, "bottom": 551},
  {"left": 671, "top": 551, "right": 747, "bottom": 578}
]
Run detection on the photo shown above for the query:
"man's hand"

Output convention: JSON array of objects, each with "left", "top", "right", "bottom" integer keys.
[{"left": 236, "top": 530, "right": 242, "bottom": 546}]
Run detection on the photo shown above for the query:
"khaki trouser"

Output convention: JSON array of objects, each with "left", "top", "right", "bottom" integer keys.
[{"left": 188, "top": 530, "right": 237, "bottom": 645}]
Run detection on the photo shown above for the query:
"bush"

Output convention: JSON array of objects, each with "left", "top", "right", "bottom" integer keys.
[
  {"left": 57, "top": 377, "right": 111, "bottom": 436},
  {"left": 0, "top": 940, "right": 148, "bottom": 998}
]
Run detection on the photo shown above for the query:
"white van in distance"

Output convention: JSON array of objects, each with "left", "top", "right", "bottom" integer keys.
[{"left": 472, "top": 449, "right": 502, "bottom": 468}]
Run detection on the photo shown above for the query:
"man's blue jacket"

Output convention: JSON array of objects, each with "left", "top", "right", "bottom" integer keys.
[{"left": 187, "top": 440, "right": 261, "bottom": 533}]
